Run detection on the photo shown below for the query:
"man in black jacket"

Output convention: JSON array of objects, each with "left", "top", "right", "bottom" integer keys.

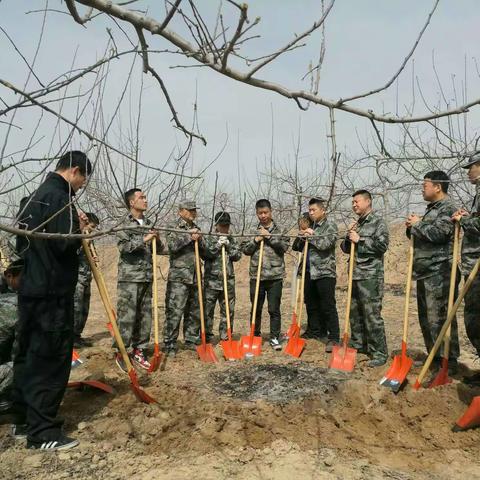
[{"left": 11, "top": 151, "right": 91, "bottom": 451}]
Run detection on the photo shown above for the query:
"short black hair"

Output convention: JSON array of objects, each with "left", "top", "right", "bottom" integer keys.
[
  {"left": 424, "top": 170, "right": 449, "bottom": 193},
  {"left": 255, "top": 199, "right": 271, "bottom": 210},
  {"left": 55, "top": 151, "right": 92, "bottom": 176},
  {"left": 308, "top": 197, "right": 326, "bottom": 208},
  {"left": 124, "top": 188, "right": 142, "bottom": 209},
  {"left": 352, "top": 189, "right": 372, "bottom": 201},
  {"left": 85, "top": 212, "right": 100, "bottom": 226}
]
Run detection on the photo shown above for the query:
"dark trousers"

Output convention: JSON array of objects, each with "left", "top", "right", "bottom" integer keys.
[
  {"left": 464, "top": 274, "right": 480, "bottom": 356},
  {"left": 304, "top": 274, "right": 339, "bottom": 342},
  {"left": 13, "top": 295, "right": 74, "bottom": 441},
  {"left": 250, "top": 279, "right": 282, "bottom": 339}
]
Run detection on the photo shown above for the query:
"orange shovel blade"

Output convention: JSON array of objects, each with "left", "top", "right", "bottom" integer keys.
[
  {"left": 284, "top": 335, "right": 306, "bottom": 358},
  {"left": 148, "top": 344, "right": 162, "bottom": 373},
  {"left": 380, "top": 350, "right": 413, "bottom": 392},
  {"left": 196, "top": 342, "right": 219, "bottom": 363},
  {"left": 128, "top": 370, "right": 157, "bottom": 404},
  {"left": 452, "top": 396, "right": 480, "bottom": 432},
  {"left": 220, "top": 339, "right": 242, "bottom": 361},
  {"left": 240, "top": 334, "right": 262, "bottom": 358},
  {"left": 285, "top": 313, "right": 299, "bottom": 339},
  {"left": 68, "top": 380, "right": 115, "bottom": 394},
  {"left": 429, "top": 358, "right": 452, "bottom": 389},
  {"left": 329, "top": 342, "right": 357, "bottom": 372}
]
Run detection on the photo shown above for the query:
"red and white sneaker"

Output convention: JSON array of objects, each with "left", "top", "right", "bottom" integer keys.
[{"left": 131, "top": 349, "right": 151, "bottom": 370}]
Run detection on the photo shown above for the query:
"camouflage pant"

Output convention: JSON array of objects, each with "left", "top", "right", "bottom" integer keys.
[
  {"left": 464, "top": 274, "right": 480, "bottom": 356},
  {"left": 204, "top": 285, "right": 235, "bottom": 341},
  {"left": 114, "top": 281, "right": 152, "bottom": 351},
  {"left": 0, "top": 361, "right": 13, "bottom": 399},
  {"left": 73, "top": 281, "right": 91, "bottom": 338},
  {"left": 163, "top": 281, "right": 200, "bottom": 349},
  {"left": 350, "top": 277, "right": 388, "bottom": 361},
  {"left": 417, "top": 273, "right": 460, "bottom": 361}
]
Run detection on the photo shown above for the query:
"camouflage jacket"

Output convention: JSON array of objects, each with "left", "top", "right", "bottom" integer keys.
[
  {"left": 117, "top": 215, "right": 164, "bottom": 283},
  {"left": 292, "top": 218, "right": 337, "bottom": 279},
  {"left": 166, "top": 217, "right": 205, "bottom": 285},
  {"left": 242, "top": 222, "right": 290, "bottom": 281},
  {"left": 341, "top": 210, "right": 389, "bottom": 280},
  {"left": 460, "top": 184, "right": 480, "bottom": 275},
  {"left": 203, "top": 235, "right": 242, "bottom": 290},
  {"left": 407, "top": 197, "right": 457, "bottom": 280},
  {"left": 0, "top": 286, "right": 17, "bottom": 364},
  {"left": 77, "top": 249, "right": 92, "bottom": 285}
]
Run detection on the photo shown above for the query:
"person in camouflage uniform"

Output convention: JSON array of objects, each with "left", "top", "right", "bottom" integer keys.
[
  {"left": 0, "top": 261, "right": 22, "bottom": 410},
  {"left": 293, "top": 198, "right": 339, "bottom": 352},
  {"left": 203, "top": 212, "right": 242, "bottom": 342},
  {"left": 73, "top": 212, "right": 99, "bottom": 348},
  {"left": 115, "top": 189, "right": 163, "bottom": 372},
  {"left": 242, "top": 199, "right": 290, "bottom": 350},
  {"left": 453, "top": 154, "right": 480, "bottom": 384},
  {"left": 406, "top": 171, "right": 459, "bottom": 373},
  {"left": 341, "top": 190, "right": 389, "bottom": 367},
  {"left": 163, "top": 199, "right": 205, "bottom": 356}
]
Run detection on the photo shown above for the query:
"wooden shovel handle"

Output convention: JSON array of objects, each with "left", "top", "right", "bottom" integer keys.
[
  {"left": 415, "top": 255, "right": 480, "bottom": 387},
  {"left": 194, "top": 240, "right": 206, "bottom": 336},
  {"left": 344, "top": 241, "right": 356, "bottom": 337},
  {"left": 296, "top": 240, "right": 309, "bottom": 328},
  {"left": 402, "top": 236, "right": 414, "bottom": 343},
  {"left": 82, "top": 239, "right": 135, "bottom": 371},
  {"left": 250, "top": 240, "right": 264, "bottom": 328},
  {"left": 221, "top": 245, "right": 232, "bottom": 332},
  {"left": 152, "top": 237, "right": 159, "bottom": 345}
]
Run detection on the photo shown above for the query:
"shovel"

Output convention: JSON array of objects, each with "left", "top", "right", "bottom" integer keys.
[
  {"left": 219, "top": 245, "right": 242, "bottom": 360},
  {"left": 429, "top": 222, "right": 460, "bottom": 388},
  {"left": 284, "top": 240, "right": 308, "bottom": 357},
  {"left": 285, "top": 251, "right": 302, "bottom": 339},
  {"left": 329, "top": 241, "right": 357, "bottom": 372},
  {"left": 148, "top": 237, "right": 162, "bottom": 372},
  {"left": 413, "top": 255, "right": 480, "bottom": 389},
  {"left": 240, "top": 239, "right": 264, "bottom": 358},
  {"left": 82, "top": 239, "right": 157, "bottom": 404},
  {"left": 379, "top": 236, "right": 414, "bottom": 392},
  {"left": 194, "top": 239, "right": 218, "bottom": 363}
]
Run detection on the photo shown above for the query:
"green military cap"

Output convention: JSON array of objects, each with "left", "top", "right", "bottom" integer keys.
[
  {"left": 462, "top": 152, "right": 480, "bottom": 169},
  {"left": 178, "top": 199, "right": 199, "bottom": 210}
]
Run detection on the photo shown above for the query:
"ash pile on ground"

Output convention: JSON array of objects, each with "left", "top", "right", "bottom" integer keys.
[{"left": 209, "top": 362, "right": 344, "bottom": 403}]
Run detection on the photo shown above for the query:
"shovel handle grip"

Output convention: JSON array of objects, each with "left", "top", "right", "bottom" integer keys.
[
  {"left": 344, "top": 241, "right": 356, "bottom": 337},
  {"left": 402, "top": 236, "right": 414, "bottom": 343},
  {"left": 296, "top": 240, "right": 309, "bottom": 328},
  {"left": 250, "top": 240, "right": 264, "bottom": 329}
]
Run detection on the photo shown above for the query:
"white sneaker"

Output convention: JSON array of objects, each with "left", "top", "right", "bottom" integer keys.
[{"left": 269, "top": 338, "right": 282, "bottom": 351}]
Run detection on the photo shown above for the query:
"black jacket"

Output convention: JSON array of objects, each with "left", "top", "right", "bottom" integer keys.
[{"left": 16, "top": 172, "right": 81, "bottom": 297}]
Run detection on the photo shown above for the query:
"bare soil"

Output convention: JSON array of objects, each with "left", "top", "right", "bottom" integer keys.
[{"left": 1, "top": 226, "right": 479, "bottom": 479}]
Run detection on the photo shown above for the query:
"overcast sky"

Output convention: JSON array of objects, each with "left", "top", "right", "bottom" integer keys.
[{"left": 2, "top": 1, "right": 480, "bottom": 201}]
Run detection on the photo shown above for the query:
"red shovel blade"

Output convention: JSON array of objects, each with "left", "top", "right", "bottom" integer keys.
[
  {"left": 68, "top": 380, "right": 115, "bottom": 394},
  {"left": 429, "top": 357, "right": 452, "bottom": 389},
  {"left": 148, "top": 344, "right": 162, "bottom": 373},
  {"left": 285, "top": 312, "right": 299, "bottom": 339},
  {"left": 128, "top": 370, "right": 157, "bottom": 404},
  {"left": 196, "top": 342, "right": 219, "bottom": 363},
  {"left": 284, "top": 334, "right": 306, "bottom": 358},
  {"left": 379, "top": 342, "right": 413, "bottom": 392},
  {"left": 452, "top": 396, "right": 480, "bottom": 432},
  {"left": 240, "top": 334, "right": 262, "bottom": 358},
  {"left": 220, "top": 339, "right": 242, "bottom": 361},
  {"left": 329, "top": 339, "right": 357, "bottom": 372}
]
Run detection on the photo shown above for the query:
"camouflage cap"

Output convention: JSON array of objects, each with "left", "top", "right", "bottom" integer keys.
[
  {"left": 178, "top": 199, "right": 199, "bottom": 210},
  {"left": 462, "top": 152, "right": 480, "bottom": 169}
]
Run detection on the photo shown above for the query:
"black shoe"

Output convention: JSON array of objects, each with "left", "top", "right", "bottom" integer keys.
[
  {"left": 368, "top": 358, "right": 387, "bottom": 368},
  {"left": 0, "top": 398, "right": 12, "bottom": 412},
  {"left": 325, "top": 340, "right": 338, "bottom": 353},
  {"left": 27, "top": 435, "right": 79, "bottom": 451},
  {"left": 269, "top": 338, "right": 282, "bottom": 351},
  {"left": 11, "top": 424, "right": 28, "bottom": 440},
  {"left": 448, "top": 359, "right": 458, "bottom": 376},
  {"left": 463, "top": 371, "right": 480, "bottom": 386}
]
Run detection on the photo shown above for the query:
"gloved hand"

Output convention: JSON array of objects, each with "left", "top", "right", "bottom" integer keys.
[{"left": 217, "top": 236, "right": 230, "bottom": 247}]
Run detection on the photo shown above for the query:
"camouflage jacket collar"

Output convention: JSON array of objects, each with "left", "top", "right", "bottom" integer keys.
[
  {"left": 257, "top": 221, "right": 279, "bottom": 233},
  {"left": 177, "top": 216, "right": 198, "bottom": 230},
  {"left": 357, "top": 209, "right": 375, "bottom": 226},
  {"left": 127, "top": 213, "right": 151, "bottom": 226},
  {"left": 425, "top": 197, "right": 449, "bottom": 214}
]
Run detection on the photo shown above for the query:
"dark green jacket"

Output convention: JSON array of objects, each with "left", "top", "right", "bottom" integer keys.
[
  {"left": 341, "top": 210, "right": 389, "bottom": 280},
  {"left": 460, "top": 184, "right": 480, "bottom": 275},
  {"left": 242, "top": 222, "right": 289, "bottom": 281},
  {"left": 407, "top": 197, "right": 457, "bottom": 280},
  {"left": 292, "top": 218, "right": 337, "bottom": 279}
]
